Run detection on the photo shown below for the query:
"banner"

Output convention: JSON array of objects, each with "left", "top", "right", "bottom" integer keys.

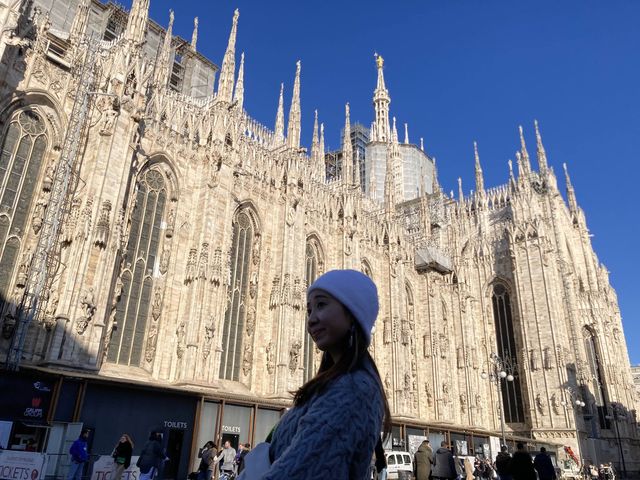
[
  {"left": 90, "top": 456, "right": 140, "bottom": 480},
  {"left": 0, "top": 450, "right": 46, "bottom": 480}
]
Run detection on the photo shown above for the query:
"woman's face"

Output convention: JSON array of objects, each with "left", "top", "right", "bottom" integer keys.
[
  {"left": 120, "top": 436, "right": 126, "bottom": 443},
  {"left": 307, "top": 290, "right": 352, "bottom": 359}
]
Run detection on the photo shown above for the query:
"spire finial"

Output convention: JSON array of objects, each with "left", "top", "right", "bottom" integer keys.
[
  {"left": 191, "top": 17, "right": 199, "bottom": 50},
  {"left": 274, "top": 83, "right": 285, "bottom": 144},
  {"left": 373, "top": 52, "right": 391, "bottom": 143},
  {"left": 217, "top": 9, "right": 240, "bottom": 103},
  {"left": 319, "top": 123, "right": 325, "bottom": 160},
  {"left": 342, "top": 103, "right": 354, "bottom": 185},
  {"left": 392, "top": 117, "right": 398, "bottom": 143},
  {"left": 563, "top": 162, "right": 578, "bottom": 212},
  {"left": 124, "top": 0, "right": 151, "bottom": 44},
  {"left": 69, "top": 0, "right": 91, "bottom": 40},
  {"left": 458, "top": 177, "right": 464, "bottom": 200},
  {"left": 404, "top": 123, "right": 409, "bottom": 144},
  {"left": 287, "top": 61, "right": 302, "bottom": 149},
  {"left": 154, "top": 9, "right": 174, "bottom": 87},
  {"left": 534, "top": 119, "right": 548, "bottom": 172},
  {"left": 311, "top": 109, "right": 319, "bottom": 154},
  {"left": 233, "top": 52, "right": 245, "bottom": 109},
  {"left": 518, "top": 125, "right": 531, "bottom": 173},
  {"left": 420, "top": 137, "right": 424, "bottom": 151},
  {"left": 474, "top": 141, "right": 484, "bottom": 193}
]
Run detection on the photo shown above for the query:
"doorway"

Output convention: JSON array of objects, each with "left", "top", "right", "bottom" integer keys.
[
  {"left": 220, "top": 433, "right": 240, "bottom": 452},
  {"left": 163, "top": 429, "right": 184, "bottom": 480}
]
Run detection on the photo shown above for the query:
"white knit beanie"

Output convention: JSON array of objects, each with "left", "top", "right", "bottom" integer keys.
[{"left": 307, "top": 269, "right": 379, "bottom": 346}]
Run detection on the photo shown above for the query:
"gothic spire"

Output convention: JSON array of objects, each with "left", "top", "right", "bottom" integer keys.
[
  {"left": 432, "top": 157, "right": 441, "bottom": 194},
  {"left": 274, "top": 83, "right": 285, "bottom": 144},
  {"left": 154, "top": 10, "right": 174, "bottom": 87},
  {"left": 319, "top": 123, "right": 325, "bottom": 160},
  {"left": 233, "top": 52, "right": 245, "bottom": 109},
  {"left": 384, "top": 141, "right": 398, "bottom": 211},
  {"left": 124, "top": 0, "right": 150, "bottom": 44},
  {"left": 287, "top": 61, "right": 302, "bottom": 149},
  {"left": 458, "top": 177, "right": 464, "bottom": 201},
  {"left": 404, "top": 123, "right": 409, "bottom": 144},
  {"left": 69, "top": 0, "right": 90, "bottom": 40},
  {"left": 420, "top": 137, "right": 424, "bottom": 152},
  {"left": 392, "top": 117, "right": 398, "bottom": 143},
  {"left": 518, "top": 125, "right": 531, "bottom": 174},
  {"left": 217, "top": 9, "right": 239, "bottom": 103},
  {"left": 534, "top": 120, "right": 548, "bottom": 173},
  {"left": 354, "top": 149, "right": 361, "bottom": 190},
  {"left": 373, "top": 53, "right": 391, "bottom": 143},
  {"left": 474, "top": 141, "right": 484, "bottom": 194},
  {"left": 191, "top": 17, "right": 198, "bottom": 51},
  {"left": 563, "top": 163, "right": 578, "bottom": 213},
  {"left": 311, "top": 109, "right": 319, "bottom": 158},
  {"left": 342, "top": 103, "right": 353, "bottom": 185}
]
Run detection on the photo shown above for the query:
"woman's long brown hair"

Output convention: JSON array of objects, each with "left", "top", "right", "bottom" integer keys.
[{"left": 293, "top": 323, "right": 392, "bottom": 440}]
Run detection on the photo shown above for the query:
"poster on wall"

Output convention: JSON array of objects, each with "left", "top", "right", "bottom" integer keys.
[
  {"left": 0, "top": 422, "right": 12, "bottom": 450},
  {"left": 490, "top": 436, "right": 501, "bottom": 457},
  {"left": 455, "top": 440, "right": 468, "bottom": 456},
  {"left": 0, "top": 450, "right": 46, "bottom": 480},
  {"left": 90, "top": 456, "right": 140, "bottom": 480},
  {"left": 407, "top": 435, "right": 428, "bottom": 456}
]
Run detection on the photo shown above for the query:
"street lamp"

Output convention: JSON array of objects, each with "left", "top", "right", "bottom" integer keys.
[
  {"left": 560, "top": 386, "right": 585, "bottom": 469},
  {"left": 605, "top": 402, "right": 627, "bottom": 479},
  {"left": 481, "top": 352, "right": 517, "bottom": 447}
]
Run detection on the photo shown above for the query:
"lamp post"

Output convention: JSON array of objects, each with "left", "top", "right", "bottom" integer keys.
[
  {"left": 560, "top": 386, "right": 586, "bottom": 469},
  {"left": 481, "top": 352, "right": 516, "bottom": 447},
  {"left": 606, "top": 402, "right": 627, "bottom": 479}
]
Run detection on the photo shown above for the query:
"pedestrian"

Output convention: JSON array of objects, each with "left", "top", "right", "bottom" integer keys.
[
  {"left": 111, "top": 434, "right": 134, "bottom": 480},
  {"left": 374, "top": 437, "right": 388, "bottom": 480},
  {"left": 414, "top": 439, "right": 433, "bottom": 480},
  {"left": 533, "top": 447, "right": 556, "bottom": 480},
  {"left": 463, "top": 457, "right": 475, "bottom": 480},
  {"left": 196, "top": 441, "right": 216, "bottom": 480},
  {"left": 495, "top": 446, "right": 512, "bottom": 480},
  {"left": 67, "top": 429, "right": 90, "bottom": 480},
  {"left": 432, "top": 441, "right": 457, "bottom": 480},
  {"left": 237, "top": 443, "right": 250, "bottom": 474},
  {"left": 242, "top": 269, "right": 391, "bottom": 479},
  {"left": 218, "top": 441, "right": 236, "bottom": 476},
  {"left": 137, "top": 432, "right": 165, "bottom": 480},
  {"left": 509, "top": 443, "right": 536, "bottom": 480}
]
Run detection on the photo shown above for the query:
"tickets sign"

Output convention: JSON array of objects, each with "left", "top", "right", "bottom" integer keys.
[
  {"left": 90, "top": 456, "right": 140, "bottom": 480},
  {"left": 0, "top": 450, "right": 46, "bottom": 480}
]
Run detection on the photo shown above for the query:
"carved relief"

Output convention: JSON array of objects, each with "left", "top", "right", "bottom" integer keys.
[
  {"left": 75, "top": 287, "right": 96, "bottom": 335},
  {"left": 176, "top": 322, "right": 186, "bottom": 359},
  {"left": 269, "top": 276, "right": 280, "bottom": 309},
  {"left": 94, "top": 200, "right": 112, "bottom": 248},
  {"left": 266, "top": 341, "right": 275, "bottom": 373}
]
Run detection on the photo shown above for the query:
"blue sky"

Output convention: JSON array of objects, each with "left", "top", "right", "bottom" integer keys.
[{"left": 125, "top": 1, "right": 640, "bottom": 363}]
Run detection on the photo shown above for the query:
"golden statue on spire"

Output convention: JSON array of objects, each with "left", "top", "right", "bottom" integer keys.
[{"left": 375, "top": 52, "right": 384, "bottom": 69}]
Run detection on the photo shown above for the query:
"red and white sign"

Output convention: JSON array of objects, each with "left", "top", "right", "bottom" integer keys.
[
  {"left": 0, "top": 450, "right": 46, "bottom": 480},
  {"left": 90, "top": 456, "right": 140, "bottom": 480}
]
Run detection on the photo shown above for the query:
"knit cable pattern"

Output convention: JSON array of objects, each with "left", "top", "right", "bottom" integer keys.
[{"left": 263, "top": 367, "right": 384, "bottom": 479}]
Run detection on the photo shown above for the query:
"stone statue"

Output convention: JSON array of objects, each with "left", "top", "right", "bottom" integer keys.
[
  {"left": 460, "top": 394, "right": 467, "bottom": 414},
  {"left": 289, "top": 340, "right": 301, "bottom": 372},
  {"left": 536, "top": 393, "right": 545, "bottom": 415},
  {"left": 176, "top": 322, "right": 186, "bottom": 359},
  {"left": 266, "top": 342, "right": 275, "bottom": 373},
  {"left": 530, "top": 349, "right": 539, "bottom": 371}
]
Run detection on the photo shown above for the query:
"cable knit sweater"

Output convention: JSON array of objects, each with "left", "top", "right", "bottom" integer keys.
[{"left": 264, "top": 361, "right": 384, "bottom": 479}]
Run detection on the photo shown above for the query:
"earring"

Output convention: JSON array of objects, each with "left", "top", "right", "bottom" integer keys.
[{"left": 348, "top": 324, "right": 355, "bottom": 348}]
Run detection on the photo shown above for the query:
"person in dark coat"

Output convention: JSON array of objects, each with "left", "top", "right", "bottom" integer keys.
[
  {"left": 533, "top": 448, "right": 556, "bottom": 480},
  {"left": 509, "top": 443, "right": 536, "bottom": 480},
  {"left": 111, "top": 434, "right": 134, "bottom": 480},
  {"left": 495, "top": 446, "right": 512, "bottom": 480},
  {"left": 237, "top": 443, "right": 250, "bottom": 474},
  {"left": 432, "top": 441, "right": 457, "bottom": 480},
  {"left": 413, "top": 440, "right": 434, "bottom": 480},
  {"left": 137, "top": 432, "right": 165, "bottom": 480}
]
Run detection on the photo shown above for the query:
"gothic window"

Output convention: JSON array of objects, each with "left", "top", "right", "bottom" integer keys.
[
  {"left": 0, "top": 110, "right": 47, "bottom": 305},
  {"left": 219, "top": 209, "right": 256, "bottom": 381},
  {"left": 361, "top": 259, "right": 373, "bottom": 279},
  {"left": 107, "top": 169, "right": 168, "bottom": 366},
  {"left": 303, "top": 237, "right": 323, "bottom": 383},
  {"left": 491, "top": 282, "right": 525, "bottom": 423},
  {"left": 582, "top": 326, "right": 609, "bottom": 428}
]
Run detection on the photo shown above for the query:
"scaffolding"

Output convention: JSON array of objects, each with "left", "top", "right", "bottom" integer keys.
[{"left": 5, "top": 36, "right": 99, "bottom": 370}]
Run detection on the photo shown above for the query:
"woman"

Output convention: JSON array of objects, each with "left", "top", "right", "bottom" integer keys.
[
  {"left": 137, "top": 432, "right": 165, "bottom": 480},
  {"left": 261, "top": 269, "right": 392, "bottom": 479},
  {"left": 196, "top": 441, "right": 216, "bottom": 480},
  {"left": 111, "top": 434, "right": 134, "bottom": 480}
]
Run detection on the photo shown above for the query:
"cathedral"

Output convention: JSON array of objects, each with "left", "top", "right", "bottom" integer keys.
[{"left": 0, "top": 0, "right": 637, "bottom": 477}]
